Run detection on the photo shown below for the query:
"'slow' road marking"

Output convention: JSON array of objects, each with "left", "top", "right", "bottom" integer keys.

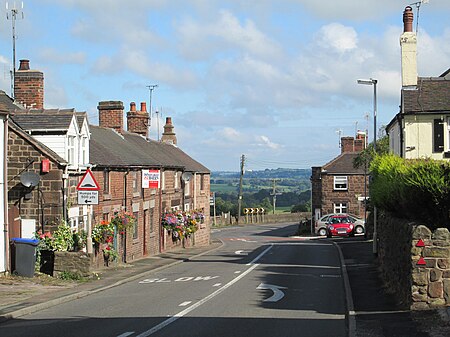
[{"left": 135, "top": 244, "right": 274, "bottom": 337}]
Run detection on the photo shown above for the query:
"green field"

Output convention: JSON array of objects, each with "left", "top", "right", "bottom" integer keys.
[{"left": 211, "top": 183, "right": 238, "bottom": 193}]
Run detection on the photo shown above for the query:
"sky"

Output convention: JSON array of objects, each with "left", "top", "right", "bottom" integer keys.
[{"left": 0, "top": 0, "right": 449, "bottom": 171}]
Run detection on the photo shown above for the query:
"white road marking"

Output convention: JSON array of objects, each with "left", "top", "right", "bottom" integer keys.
[
  {"left": 257, "top": 283, "right": 287, "bottom": 302},
  {"left": 235, "top": 250, "right": 248, "bottom": 255},
  {"left": 234, "top": 271, "right": 241, "bottom": 274},
  {"left": 320, "top": 274, "right": 341, "bottom": 278},
  {"left": 135, "top": 244, "right": 274, "bottom": 337},
  {"left": 117, "top": 332, "right": 134, "bottom": 337},
  {"left": 213, "top": 283, "right": 222, "bottom": 287},
  {"left": 179, "top": 301, "right": 192, "bottom": 307}
]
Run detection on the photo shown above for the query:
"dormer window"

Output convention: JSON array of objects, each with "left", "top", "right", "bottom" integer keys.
[{"left": 80, "top": 136, "right": 88, "bottom": 165}]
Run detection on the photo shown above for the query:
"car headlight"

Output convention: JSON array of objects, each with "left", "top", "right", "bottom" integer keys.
[
  {"left": 349, "top": 224, "right": 354, "bottom": 229},
  {"left": 328, "top": 226, "right": 334, "bottom": 230}
]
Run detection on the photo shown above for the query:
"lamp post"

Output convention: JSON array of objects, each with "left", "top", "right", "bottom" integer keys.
[{"left": 357, "top": 78, "right": 378, "bottom": 254}]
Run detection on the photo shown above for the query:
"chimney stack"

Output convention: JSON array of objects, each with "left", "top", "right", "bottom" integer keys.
[
  {"left": 161, "top": 117, "right": 177, "bottom": 145},
  {"left": 127, "top": 101, "right": 149, "bottom": 138},
  {"left": 98, "top": 101, "right": 124, "bottom": 134},
  {"left": 400, "top": 6, "right": 417, "bottom": 87},
  {"left": 341, "top": 137, "right": 355, "bottom": 154},
  {"left": 14, "top": 59, "right": 44, "bottom": 109}
]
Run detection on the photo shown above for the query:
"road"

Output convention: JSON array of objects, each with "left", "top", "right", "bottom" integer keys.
[{"left": 0, "top": 223, "right": 350, "bottom": 337}]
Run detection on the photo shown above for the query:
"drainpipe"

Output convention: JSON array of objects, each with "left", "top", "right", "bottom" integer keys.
[
  {"left": 61, "top": 165, "right": 69, "bottom": 225},
  {"left": 3, "top": 115, "right": 9, "bottom": 273},
  {"left": 123, "top": 170, "right": 129, "bottom": 263}
]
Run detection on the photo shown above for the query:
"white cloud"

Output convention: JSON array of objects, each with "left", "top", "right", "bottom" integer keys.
[
  {"left": 256, "top": 135, "right": 281, "bottom": 150},
  {"left": 38, "top": 48, "right": 86, "bottom": 64},
  {"left": 317, "top": 23, "right": 358, "bottom": 53}
]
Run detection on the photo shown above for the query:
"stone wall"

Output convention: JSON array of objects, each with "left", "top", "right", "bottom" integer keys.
[
  {"left": 53, "top": 251, "right": 92, "bottom": 277},
  {"left": 410, "top": 225, "right": 450, "bottom": 309},
  {"left": 377, "top": 212, "right": 450, "bottom": 309}
]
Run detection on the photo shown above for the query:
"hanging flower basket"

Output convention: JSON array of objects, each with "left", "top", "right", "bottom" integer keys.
[{"left": 161, "top": 210, "right": 204, "bottom": 241}]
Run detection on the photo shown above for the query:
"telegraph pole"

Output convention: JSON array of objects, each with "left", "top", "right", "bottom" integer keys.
[
  {"left": 270, "top": 179, "right": 281, "bottom": 214},
  {"left": 6, "top": 1, "right": 24, "bottom": 99},
  {"left": 237, "top": 155, "right": 245, "bottom": 223},
  {"left": 147, "top": 84, "right": 158, "bottom": 140}
]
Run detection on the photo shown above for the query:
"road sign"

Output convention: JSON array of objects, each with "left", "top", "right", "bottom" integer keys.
[
  {"left": 77, "top": 168, "right": 100, "bottom": 191},
  {"left": 77, "top": 190, "right": 99, "bottom": 205}
]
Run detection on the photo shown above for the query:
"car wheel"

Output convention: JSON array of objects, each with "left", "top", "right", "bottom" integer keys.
[
  {"left": 355, "top": 226, "right": 364, "bottom": 235},
  {"left": 318, "top": 228, "right": 327, "bottom": 236}
]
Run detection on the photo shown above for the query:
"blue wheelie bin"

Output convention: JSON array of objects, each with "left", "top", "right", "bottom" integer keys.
[{"left": 11, "top": 238, "right": 39, "bottom": 277}]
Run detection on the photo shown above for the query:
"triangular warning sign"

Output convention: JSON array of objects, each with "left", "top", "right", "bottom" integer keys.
[
  {"left": 416, "top": 239, "right": 425, "bottom": 247},
  {"left": 77, "top": 168, "right": 100, "bottom": 191},
  {"left": 417, "top": 257, "right": 426, "bottom": 266}
]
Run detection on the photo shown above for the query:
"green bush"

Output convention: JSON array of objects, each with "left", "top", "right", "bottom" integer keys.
[{"left": 370, "top": 154, "right": 450, "bottom": 229}]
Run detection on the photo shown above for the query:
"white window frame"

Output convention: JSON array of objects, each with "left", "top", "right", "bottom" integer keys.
[
  {"left": 68, "top": 135, "right": 76, "bottom": 166},
  {"left": 184, "top": 179, "right": 190, "bottom": 196},
  {"left": 80, "top": 136, "right": 87, "bottom": 165},
  {"left": 333, "top": 203, "right": 348, "bottom": 214},
  {"left": 174, "top": 172, "right": 179, "bottom": 189},
  {"left": 161, "top": 171, "right": 166, "bottom": 191},
  {"left": 334, "top": 176, "right": 348, "bottom": 190},
  {"left": 447, "top": 118, "right": 450, "bottom": 151}
]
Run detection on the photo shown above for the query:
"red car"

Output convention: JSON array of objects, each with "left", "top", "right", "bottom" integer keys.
[{"left": 326, "top": 215, "right": 355, "bottom": 238}]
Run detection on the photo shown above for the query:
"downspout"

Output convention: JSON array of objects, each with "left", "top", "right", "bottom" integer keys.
[
  {"left": 4, "top": 115, "right": 9, "bottom": 273},
  {"left": 193, "top": 173, "right": 197, "bottom": 209},
  {"left": 123, "top": 170, "right": 129, "bottom": 263},
  {"left": 62, "top": 165, "right": 69, "bottom": 225},
  {"left": 400, "top": 92, "right": 405, "bottom": 158}
]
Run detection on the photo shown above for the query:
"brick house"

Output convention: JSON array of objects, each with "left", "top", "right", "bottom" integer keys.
[
  {"left": 311, "top": 134, "right": 368, "bottom": 224},
  {"left": 90, "top": 101, "right": 210, "bottom": 262}
]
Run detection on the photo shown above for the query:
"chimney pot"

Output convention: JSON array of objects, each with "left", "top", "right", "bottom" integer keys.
[
  {"left": 140, "top": 102, "right": 147, "bottom": 112},
  {"left": 403, "top": 6, "right": 414, "bottom": 33},
  {"left": 130, "top": 102, "right": 136, "bottom": 111},
  {"left": 18, "top": 59, "right": 30, "bottom": 71},
  {"left": 166, "top": 117, "right": 172, "bottom": 125}
]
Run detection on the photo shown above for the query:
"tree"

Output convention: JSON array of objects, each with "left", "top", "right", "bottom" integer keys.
[{"left": 353, "top": 134, "right": 389, "bottom": 169}]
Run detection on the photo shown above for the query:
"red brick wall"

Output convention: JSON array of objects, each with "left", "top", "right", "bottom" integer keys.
[
  {"left": 14, "top": 68, "right": 44, "bottom": 109},
  {"left": 98, "top": 101, "right": 124, "bottom": 134}
]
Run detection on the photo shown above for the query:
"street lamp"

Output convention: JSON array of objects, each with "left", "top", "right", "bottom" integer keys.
[{"left": 357, "top": 78, "right": 378, "bottom": 255}]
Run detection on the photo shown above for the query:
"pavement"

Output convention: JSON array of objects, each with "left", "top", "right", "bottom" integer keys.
[{"left": 1, "top": 233, "right": 450, "bottom": 336}]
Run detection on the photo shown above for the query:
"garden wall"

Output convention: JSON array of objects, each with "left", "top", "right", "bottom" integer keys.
[{"left": 377, "top": 212, "right": 450, "bottom": 309}]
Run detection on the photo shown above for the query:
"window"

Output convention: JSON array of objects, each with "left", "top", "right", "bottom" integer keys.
[
  {"left": 103, "top": 170, "right": 110, "bottom": 193},
  {"left": 334, "top": 203, "right": 348, "bottom": 213},
  {"left": 80, "top": 137, "right": 88, "bottom": 165},
  {"left": 133, "top": 211, "right": 139, "bottom": 239},
  {"left": 174, "top": 172, "right": 179, "bottom": 189},
  {"left": 68, "top": 135, "right": 76, "bottom": 165},
  {"left": 184, "top": 179, "right": 190, "bottom": 196},
  {"left": 161, "top": 171, "right": 165, "bottom": 191},
  {"left": 132, "top": 172, "right": 139, "bottom": 193},
  {"left": 434, "top": 119, "right": 444, "bottom": 153},
  {"left": 334, "top": 176, "right": 348, "bottom": 190}
]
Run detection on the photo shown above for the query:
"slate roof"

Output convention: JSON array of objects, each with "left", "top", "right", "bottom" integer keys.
[
  {"left": 322, "top": 152, "right": 365, "bottom": 175},
  {"left": 0, "top": 90, "right": 24, "bottom": 111},
  {"left": 90, "top": 125, "right": 209, "bottom": 173},
  {"left": 12, "top": 113, "right": 75, "bottom": 131},
  {"left": 403, "top": 71, "right": 450, "bottom": 114}
]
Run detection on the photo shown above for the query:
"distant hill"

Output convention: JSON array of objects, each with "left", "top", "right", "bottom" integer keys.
[{"left": 212, "top": 168, "right": 311, "bottom": 179}]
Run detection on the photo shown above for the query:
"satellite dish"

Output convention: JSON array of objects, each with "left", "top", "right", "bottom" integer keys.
[
  {"left": 20, "top": 172, "right": 41, "bottom": 188},
  {"left": 181, "top": 172, "right": 192, "bottom": 182}
]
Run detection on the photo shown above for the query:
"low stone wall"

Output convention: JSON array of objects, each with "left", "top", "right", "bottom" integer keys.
[
  {"left": 53, "top": 251, "right": 92, "bottom": 277},
  {"left": 377, "top": 212, "right": 450, "bottom": 309},
  {"left": 411, "top": 225, "right": 450, "bottom": 309}
]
